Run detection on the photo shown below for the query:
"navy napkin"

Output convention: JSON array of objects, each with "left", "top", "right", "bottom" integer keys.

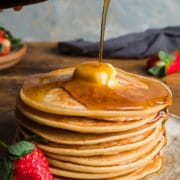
[{"left": 58, "top": 26, "right": 180, "bottom": 59}]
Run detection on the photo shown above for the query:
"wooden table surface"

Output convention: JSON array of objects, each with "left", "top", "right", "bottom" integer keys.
[{"left": 0, "top": 42, "right": 179, "bottom": 116}]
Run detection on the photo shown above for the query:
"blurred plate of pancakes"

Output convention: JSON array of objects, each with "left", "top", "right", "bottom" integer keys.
[{"left": 12, "top": 61, "right": 179, "bottom": 179}]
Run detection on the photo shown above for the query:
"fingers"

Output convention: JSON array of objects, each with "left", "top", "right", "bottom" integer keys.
[
  {"left": 13, "top": 6, "right": 23, "bottom": 11},
  {"left": 0, "top": 6, "right": 23, "bottom": 12}
]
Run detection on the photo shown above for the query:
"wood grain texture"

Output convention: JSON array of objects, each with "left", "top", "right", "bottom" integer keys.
[{"left": 0, "top": 42, "right": 179, "bottom": 116}]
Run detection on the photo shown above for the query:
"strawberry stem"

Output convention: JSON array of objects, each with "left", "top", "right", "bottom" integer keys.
[
  {"left": 25, "top": 135, "right": 49, "bottom": 144},
  {"left": 0, "top": 141, "right": 8, "bottom": 150},
  {"left": 0, "top": 43, "right": 3, "bottom": 52},
  {"left": 25, "top": 134, "right": 37, "bottom": 141}
]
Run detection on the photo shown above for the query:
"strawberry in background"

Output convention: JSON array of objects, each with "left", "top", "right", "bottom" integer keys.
[
  {"left": 147, "top": 50, "right": 180, "bottom": 77},
  {"left": 0, "top": 33, "right": 11, "bottom": 56},
  {"left": 0, "top": 140, "right": 53, "bottom": 180},
  {"left": 0, "top": 26, "right": 21, "bottom": 56}
]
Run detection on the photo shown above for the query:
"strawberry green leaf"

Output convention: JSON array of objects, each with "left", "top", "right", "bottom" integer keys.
[
  {"left": 0, "top": 26, "right": 22, "bottom": 51},
  {"left": 158, "top": 50, "right": 174, "bottom": 66},
  {"left": 148, "top": 66, "right": 166, "bottom": 77},
  {"left": 159, "top": 50, "right": 167, "bottom": 60},
  {"left": 10, "top": 38, "right": 22, "bottom": 51},
  {"left": 0, "top": 43, "right": 3, "bottom": 52},
  {"left": 158, "top": 66, "right": 166, "bottom": 77},
  {"left": 8, "top": 141, "right": 35, "bottom": 160},
  {"left": 0, "top": 140, "right": 8, "bottom": 149},
  {"left": 1, "top": 157, "right": 14, "bottom": 180}
]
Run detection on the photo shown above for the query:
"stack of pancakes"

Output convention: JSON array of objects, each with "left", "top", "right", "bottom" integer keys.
[{"left": 16, "top": 65, "right": 172, "bottom": 180}]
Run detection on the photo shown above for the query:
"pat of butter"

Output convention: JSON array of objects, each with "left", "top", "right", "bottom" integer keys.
[{"left": 73, "top": 61, "right": 118, "bottom": 87}]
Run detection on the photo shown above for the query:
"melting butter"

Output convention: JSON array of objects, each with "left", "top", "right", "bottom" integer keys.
[{"left": 73, "top": 61, "right": 117, "bottom": 87}]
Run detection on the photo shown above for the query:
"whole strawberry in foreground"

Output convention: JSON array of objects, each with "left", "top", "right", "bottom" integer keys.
[
  {"left": 0, "top": 140, "right": 53, "bottom": 180},
  {"left": 147, "top": 50, "right": 180, "bottom": 77}
]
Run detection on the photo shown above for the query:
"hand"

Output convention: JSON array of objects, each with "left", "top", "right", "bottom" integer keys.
[
  {"left": 13, "top": 6, "right": 23, "bottom": 11},
  {"left": 0, "top": 6, "right": 23, "bottom": 12}
]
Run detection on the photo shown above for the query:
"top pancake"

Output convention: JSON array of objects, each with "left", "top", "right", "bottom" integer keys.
[{"left": 20, "top": 67, "right": 171, "bottom": 118}]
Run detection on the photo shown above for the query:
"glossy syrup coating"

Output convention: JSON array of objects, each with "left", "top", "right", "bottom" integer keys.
[{"left": 63, "top": 61, "right": 172, "bottom": 110}]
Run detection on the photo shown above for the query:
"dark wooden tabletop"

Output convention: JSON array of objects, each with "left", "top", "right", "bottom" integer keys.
[{"left": 0, "top": 42, "right": 179, "bottom": 116}]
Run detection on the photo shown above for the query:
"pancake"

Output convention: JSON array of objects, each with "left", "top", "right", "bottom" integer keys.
[
  {"left": 46, "top": 137, "right": 164, "bottom": 174},
  {"left": 50, "top": 155, "right": 162, "bottom": 179},
  {"left": 37, "top": 127, "right": 161, "bottom": 156},
  {"left": 42, "top": 132, "right": 163, "bottom": 167},
  {"left": 17, "top": 100, "right": 166, "bottom": 134},
  {"left": 108, "top": 155, "right": 162, "bottom": 180},
  {"left": 18, "top": 96, "right": 164, "bottom": 123},
  {"left": 17, "top": 126, "right": 164, "bottom": 169},
  {"left": 15, "top": 62, "right": 171, "bottom": 180},
  {"left": 16, "top": 110, "right": 164, "bottom": 145},
  {"left": 20, "top": 68, "right": 171, "bottom": 119}
]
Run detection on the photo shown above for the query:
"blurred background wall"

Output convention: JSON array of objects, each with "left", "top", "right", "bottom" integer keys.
[{"left": 0, "top": 0, "right": 180, "bottom": 41}]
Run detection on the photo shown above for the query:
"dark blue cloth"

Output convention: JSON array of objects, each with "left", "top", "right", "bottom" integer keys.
[{"left": 58, "top": 26, "right": 180, "bottom": 59}]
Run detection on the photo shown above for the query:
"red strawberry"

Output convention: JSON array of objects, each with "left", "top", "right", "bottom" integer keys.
[
  {"left": 0, "top": 30, "right": 5, "bottom": 38},
  {"left": 0, "top": 37, "right": 11, "bottom": 56},
  {"left": 147, "top": 55, "right": 166, "bottom": 69},
  {"left": 166, "top": 51, "right": 180, "bottom": 74},
  {"left": 0, "top": 140, "right": 53, "bottom": 180},
  {"left": 147, "top": 50, "right": 180, "bottom": 77},
  {"left": 147, "top": 55, "right": 160, "bottom": 68},
  {"left": 0, "top": 26, "right": 22, "bottom": 52}
]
